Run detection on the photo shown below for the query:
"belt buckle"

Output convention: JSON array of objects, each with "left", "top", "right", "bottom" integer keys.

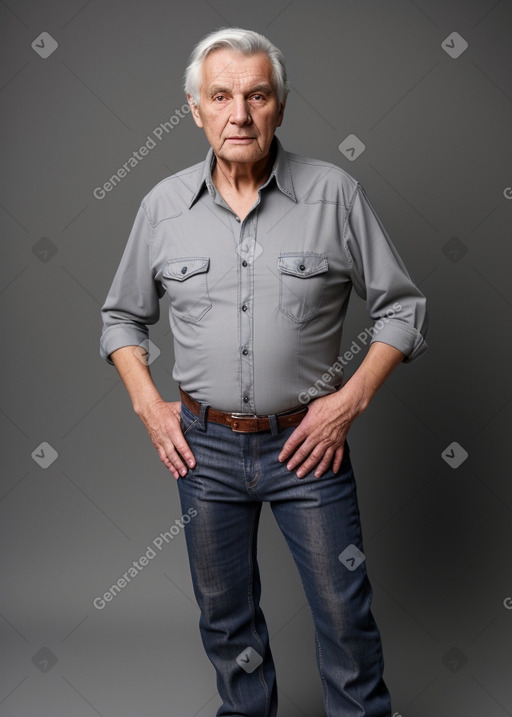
[{"left": 230, "top": 412, "right": 259, "bottom": 433}]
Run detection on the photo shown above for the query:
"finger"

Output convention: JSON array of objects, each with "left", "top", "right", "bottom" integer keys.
[
  {"left": 158, "top": 430, "right": 194, "bottom": 477},
  {"left": 166, "top": 446, "right": 190, "bottom": 477},
  {"left": 162, "top": 421, "right": 196, "bottom": 472},
  {"left": 157, "top": 447, "right": 181, "bottom": 480},
  {"left": 278, "top": 425, "right": 308, "bottom": 462},
  {"left": 172, "top": 432, "right": 196, "bottom": 469},
  {"left": 284, "top": 438, "right": 315, "bottom": 471},
  {"left": 295, "top": 444, "right": 330, "bottom": 478},
  {"left": 313, "top": 447, "right": 337, "bottom": 478},
  {"left": 332, "top": 445, "right": 345, "bottom": 474}
]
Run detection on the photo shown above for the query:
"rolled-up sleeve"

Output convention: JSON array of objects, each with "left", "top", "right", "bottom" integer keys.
[
  {"left": 100, "top": 201, "right": 161, "bottom": 365},
  {"left": 343, "top": 183, "right": 428, "bottom": 362}
]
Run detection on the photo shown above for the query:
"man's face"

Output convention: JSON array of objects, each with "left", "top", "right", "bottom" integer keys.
[{"left": 188, "top": 48, "right": 285, "bottom": 165}]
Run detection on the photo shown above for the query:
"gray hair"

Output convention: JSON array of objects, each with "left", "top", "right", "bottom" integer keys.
[{"left": 184, "top": 27, "right": 289, "bottom": 107}]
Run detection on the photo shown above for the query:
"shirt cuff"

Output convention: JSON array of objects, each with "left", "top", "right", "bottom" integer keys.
[
  {"left": 100, "top": 324, "right": 149, "bottom": 365},
  {"left": 370, "top": 318, "right": 428, "bottom": 363}
]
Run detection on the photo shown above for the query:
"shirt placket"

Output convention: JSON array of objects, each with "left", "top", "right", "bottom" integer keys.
[{"left": 236, "top": 211, "right": 257, "bottom": 413}]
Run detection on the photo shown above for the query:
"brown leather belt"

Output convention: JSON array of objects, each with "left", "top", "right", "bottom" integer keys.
[{"left": 179, "top": 387, "right": 308, "bottom": 433}]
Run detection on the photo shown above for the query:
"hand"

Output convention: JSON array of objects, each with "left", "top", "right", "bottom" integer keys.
[
  {"left": 278, "top": 343, "right": 406, "bottom": 478},
  {"left": 138, "top": 400, "right": 196, "bottom": 479},
  {"left": 278, "top": 388, "right": 363, "bottom": 478}
]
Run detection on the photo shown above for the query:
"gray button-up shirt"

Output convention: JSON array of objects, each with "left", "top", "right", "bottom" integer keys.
[{"left": 100, "top": 137, "right": 427, "bottom": 414}]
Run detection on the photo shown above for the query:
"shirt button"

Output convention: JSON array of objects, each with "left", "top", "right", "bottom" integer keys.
[
  {"left": 242, "top": 304, "right": 248, "bottom": 312},
  {"left": 299, "top": 264, "right": 306, "bottom": 272},
  {"left": 243, "top": 396, "right": 249, "bottom": 403},
  {"left": 235, "top": 216, "right": 241, "bottom": 222},
  {"left": 181, "top": 266, "right": 187, "bottom": 274},
  {"left": 242, "top": 348, "right": 248, "bottom": 355},
  {"left": 242, "top": 260, "right": 248, "bottom": 267}
]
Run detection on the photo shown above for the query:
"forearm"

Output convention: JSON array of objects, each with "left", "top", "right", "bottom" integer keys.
[
  {"left": 339, "top": 340, "right": 405, "bottom": 416},
  {"left": 110, "top": 346, "right": 163, "bottom": 418}
]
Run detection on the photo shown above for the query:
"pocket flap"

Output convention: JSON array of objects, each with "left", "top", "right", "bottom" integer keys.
[
  {"left": 163, "top": 257, "right": 210, "bottom": 281},
  {"left": 278, "top": 253, "right": 328, "bottom": 278}
]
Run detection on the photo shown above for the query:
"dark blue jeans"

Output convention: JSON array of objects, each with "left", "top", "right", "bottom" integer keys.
[{"left": 177, "top": 402, "right": 392, "bottom": 717}]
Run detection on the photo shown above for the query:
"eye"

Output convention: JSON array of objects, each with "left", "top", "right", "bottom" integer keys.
[
  {"left": 213, "top": 95, "right": 226, "bottom": 102},
  {"left": 251, "top": 94, "right": 264, "bottom": 101}
]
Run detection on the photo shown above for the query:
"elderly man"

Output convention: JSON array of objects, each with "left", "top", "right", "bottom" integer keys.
[{"left": 100, "top": 27, "right": 427, "bottom": 717}]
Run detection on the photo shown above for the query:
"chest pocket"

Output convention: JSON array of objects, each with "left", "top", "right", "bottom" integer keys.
[
  {"left": 278, "top": 252, "right": 328, "bottom": 323},
  {"left": 162, "top": 257, "right": 211, "bottom": 323}
]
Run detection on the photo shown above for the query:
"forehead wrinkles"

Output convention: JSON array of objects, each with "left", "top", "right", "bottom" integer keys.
[{"left": 201, "top": 52, "right": 273, "bottom": 93}]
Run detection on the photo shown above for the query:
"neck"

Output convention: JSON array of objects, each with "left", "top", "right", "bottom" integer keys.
[{"left": 212, "top": 141, "right": 276, "bottom": 195}]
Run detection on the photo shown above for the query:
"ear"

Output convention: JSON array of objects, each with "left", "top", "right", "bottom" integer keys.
[
  {"left": 187, "top": 93, "right": 204, "bottom": 128},
  {"left": 275, "top": 98, "right": 286, "bottom": 128}
]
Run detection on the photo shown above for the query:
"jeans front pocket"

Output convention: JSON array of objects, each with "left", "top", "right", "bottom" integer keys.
[{"left": 179, "top": 402, "right": 201, "bottom": 437}]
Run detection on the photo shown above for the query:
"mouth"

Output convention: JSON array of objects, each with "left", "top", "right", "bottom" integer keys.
[{"left": 225, "top": 137, "right": 255, "bottom": 143}]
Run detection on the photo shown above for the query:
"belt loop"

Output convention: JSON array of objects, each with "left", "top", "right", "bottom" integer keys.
[
  {"left": 268, "top": 413, "right": 279, "bottom": 436},
  {"left": 198, "top": 402, "right": 209, "bottom": 431}
]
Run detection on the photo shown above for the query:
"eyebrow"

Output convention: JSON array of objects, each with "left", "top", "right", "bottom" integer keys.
[{"left": 207, "top": 83, "right": 274, "bottom": 97}]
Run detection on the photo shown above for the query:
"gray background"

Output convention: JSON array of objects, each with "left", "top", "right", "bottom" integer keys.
[{"left": 1, "top": 0, "right": 511, "bottom": 715}]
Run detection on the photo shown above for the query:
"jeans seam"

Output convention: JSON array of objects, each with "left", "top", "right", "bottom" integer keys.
[
  {"left": 182, "top": 417, "right": 199, "bottom": 436},
  {"left": 312, "top": 617, "right": 330, "bottom": 714},
  {"left": 247, "top": 506, "right": 271, "bottom": 715}
]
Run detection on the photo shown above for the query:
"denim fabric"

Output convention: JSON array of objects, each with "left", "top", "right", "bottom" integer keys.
[{"left": 176, "top": 402, "right": 392, "bottom": 717}]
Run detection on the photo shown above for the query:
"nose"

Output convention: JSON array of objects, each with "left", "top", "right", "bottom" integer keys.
[{"left": 230, "top": 95, "right": 252, "bottom": 125}]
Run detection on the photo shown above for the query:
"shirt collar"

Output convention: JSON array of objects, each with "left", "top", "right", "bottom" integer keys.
[{"left": 187, "top": 135, "right": 296, "bottom": 209}]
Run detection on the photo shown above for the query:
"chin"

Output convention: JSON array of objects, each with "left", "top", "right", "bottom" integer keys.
[{"left": 220, "top": 147, "right": 264, "bottom": 163}]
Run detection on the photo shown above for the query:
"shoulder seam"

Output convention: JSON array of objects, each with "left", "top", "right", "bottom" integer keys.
[{"left": 341, "top": 183, "right": 361, "bottom": 270}]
